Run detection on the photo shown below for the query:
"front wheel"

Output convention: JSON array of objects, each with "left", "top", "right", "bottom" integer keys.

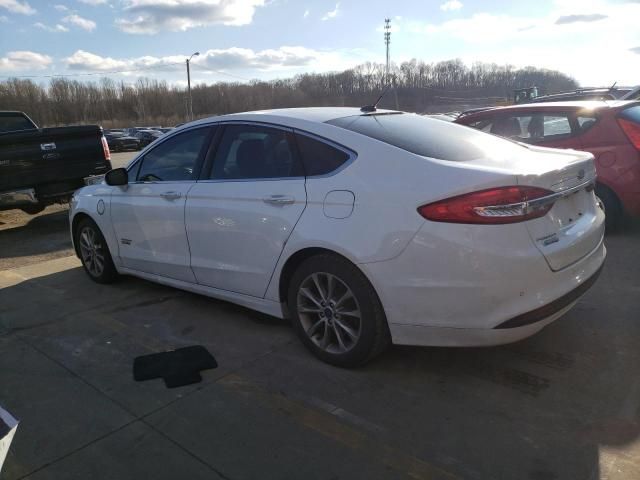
[
  {"left": 75, "top": 218, "right": 119, "bottom": 284},
  {"left": 288, "top": 254, "right": 390, "bottom": 367}
]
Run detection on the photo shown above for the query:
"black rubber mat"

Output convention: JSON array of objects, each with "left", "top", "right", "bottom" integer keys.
[{"left": 133, "top": 345, "right": 218, "bottom": 388}]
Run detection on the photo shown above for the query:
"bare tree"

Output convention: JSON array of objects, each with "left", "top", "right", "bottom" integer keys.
[{"left": 0, "top": 60, "right": 578, "bottom": 127}]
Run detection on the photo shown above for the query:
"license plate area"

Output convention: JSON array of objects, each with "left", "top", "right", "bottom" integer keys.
[{"left": 548, "top": 188, "right": 592, "bottom": 230}]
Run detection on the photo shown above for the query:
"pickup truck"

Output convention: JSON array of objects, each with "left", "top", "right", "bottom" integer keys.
[{"left": 0, "top": 111, "right": 112, "bottom": 214}]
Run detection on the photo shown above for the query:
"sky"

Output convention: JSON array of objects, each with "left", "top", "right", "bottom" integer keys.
[{"left": 0, "top": 0, "right": 639, "bottom": 87}]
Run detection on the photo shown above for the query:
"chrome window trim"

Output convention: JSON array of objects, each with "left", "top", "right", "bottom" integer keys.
[
  {"left": 128, "top": 180, "right": 198, "bottom": 185},
  {"left": 197, "top": 177, "right": 305, "bottom": 184},
  {"left": 126, "top": 119, "right": 358, "bottom": 182}
]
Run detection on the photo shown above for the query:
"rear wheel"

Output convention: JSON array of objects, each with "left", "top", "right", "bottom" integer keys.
[
  {"left": 595, "top": 184, "right": 622, "bottom": 232},
  {"left": 75, "top": 218, "right": 118, "bottom": 283},
  {"left": 288, "top": 254, "right": 390, "bottom": 367}
]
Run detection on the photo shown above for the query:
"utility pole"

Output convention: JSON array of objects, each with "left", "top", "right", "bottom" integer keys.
[
  {"left": 186, "top": 51, "right": 200, "bottom": 121},
  {"left": 384, "top": 18, "right": 398, "bottom": 108},
  {"left": 384, "top": 18, "right": 391, "bottom": 84}
]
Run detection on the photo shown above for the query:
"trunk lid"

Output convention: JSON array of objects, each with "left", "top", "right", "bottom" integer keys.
[
  {"left": 515, "top": 145, "right": 603, "bottom": 271},
  {"left": 464, "top": 143, "right": 604, "bottom": 271}
]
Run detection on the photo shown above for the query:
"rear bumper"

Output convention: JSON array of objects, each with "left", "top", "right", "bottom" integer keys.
[
  {"left": 360, "top": 220, "right": 606, "bottom": 346},
  {"left": 495, "top": 264, "right": 602, "bottom": 329},
  {"left": 389, "top": 301, "right": 578, "bottom": 347},
  {"left": 389, "top": 255, "right": 603, "bottom": 347}
]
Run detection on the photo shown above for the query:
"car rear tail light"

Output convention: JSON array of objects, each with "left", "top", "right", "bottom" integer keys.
[
  {"left": 101, "top": 135, "right": 111, "bottom": 161},
  {"left": 617, "top": 118, "right": 640, "bottom": 150},
  {"left": 418, "top": 186, "right": 555, "bottom": 224}
]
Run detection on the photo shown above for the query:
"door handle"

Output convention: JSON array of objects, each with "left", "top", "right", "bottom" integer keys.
[
  {"left": 263, "top": 195, "right": 295, "bottom": 206},
  {"left": 160, "top": 191, "right": 182, "bottom": 201}
]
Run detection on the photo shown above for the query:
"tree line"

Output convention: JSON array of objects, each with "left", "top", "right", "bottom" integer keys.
[{"left": 0, "top": 59, "right": 578, "bottom": 128}]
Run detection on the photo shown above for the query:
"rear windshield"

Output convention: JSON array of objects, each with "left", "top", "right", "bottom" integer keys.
[
  {"left": 619, "top": 105, "right": 640, "bottom": 123},
  {"left": 0, "top": 113, "right": 36, "bottom": 133},
  {"left": 326, "top": 113, "right": 527, "bottom": 161}
]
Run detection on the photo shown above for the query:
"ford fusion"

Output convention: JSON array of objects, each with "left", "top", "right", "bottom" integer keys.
[{"left": 69, "top": 107, "right": 605, "bottom": 367}]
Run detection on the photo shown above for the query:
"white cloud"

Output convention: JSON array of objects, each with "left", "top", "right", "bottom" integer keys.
[
  {"left": 0, "top": 51, "right": 52, "bottom": 71},
  {"left": 78, "top": 0, "right": 107, "bottom": 4},
  {"left": 34, "top": 21, "right": 69, "bottom": 32},
  {"left": 116, "top": 0, "right": 265, "bottom": 34},
  {"left": 63, "top": 13, "right": 96, "bottom": 31},
  {"left": 440, "top": 0, "right": 462, "bottom": 11},
  {"left": 555, "top": 13, "right": 607, "bottom": 24},
  {"left": 303, "top": 8, "right": 309, "bottom": 18},
  {"left": 54, "top": 4, "right": 68, "bottom": 11},
  {"left": 63, "top": 46, "right": 360, "bottom": 78},
  {"left": 66, "top": 50, "right": 131, "bottom": 70},
  {"left": 0, "top": 14, "right": 8, "bottom": 21},
  {"left": 197, "top": 46, "right": 319, "bottom": 70},
  {"left": 321, "top": 2, "right": 339, "bottom": 21},
  {"left": 0, "top": 0, "right": 36, "bottom": 15},
  {"left": 404, "top": 0, "right": 640, "bottom": 85}
]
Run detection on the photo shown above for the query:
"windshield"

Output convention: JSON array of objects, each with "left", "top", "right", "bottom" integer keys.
[{"left": 327, "top": 113, "right": 527, "bottom": 161}]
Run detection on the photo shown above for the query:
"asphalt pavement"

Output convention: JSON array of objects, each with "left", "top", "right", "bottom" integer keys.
[{"left": 1, "top": 183, "right": 639, "bottom": 479}]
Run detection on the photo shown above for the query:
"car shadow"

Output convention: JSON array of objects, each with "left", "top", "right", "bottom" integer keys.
[{"left": 0, "top": 207, "right": 72, "bottom": 264}]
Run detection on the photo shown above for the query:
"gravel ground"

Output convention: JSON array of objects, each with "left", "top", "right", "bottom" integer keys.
[
  {"left": 0, "top": 204, "right": 73, "bottom": 271},
  {"left": 0, "top": 151, "right": 136, "bottom": 271}
]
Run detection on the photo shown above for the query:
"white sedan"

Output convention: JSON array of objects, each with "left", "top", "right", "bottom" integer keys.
[{"left": 70, "top": 107, "right": 606, "bottom": 367}]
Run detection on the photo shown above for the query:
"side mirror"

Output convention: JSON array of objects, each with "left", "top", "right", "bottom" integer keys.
[{"left": 105, "top": 168, "right": 128, "bottom": 186}]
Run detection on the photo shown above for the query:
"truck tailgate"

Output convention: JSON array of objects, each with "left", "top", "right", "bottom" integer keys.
[{"left": 0, "top": 125, "right": 110, "bottom": 192}]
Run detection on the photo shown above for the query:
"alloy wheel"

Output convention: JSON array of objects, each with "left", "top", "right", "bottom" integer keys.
[
  {"left": 78, "top": 226, "right": 105, "bottom": 277},
  {"left": 296, "top": 272, "right": 362, "bottom": 354}
]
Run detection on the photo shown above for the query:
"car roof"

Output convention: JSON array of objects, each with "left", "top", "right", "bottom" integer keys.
[
  {"left": 189, "top": 107, "right": 401, "bottom": 127},
  {"left": 460, "top": 100, "right": 639, "bottom": 117}
]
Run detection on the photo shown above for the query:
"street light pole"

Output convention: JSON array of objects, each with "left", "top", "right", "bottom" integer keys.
[{"left": 186, "top": 52, "right": 200, "bottom": 121}]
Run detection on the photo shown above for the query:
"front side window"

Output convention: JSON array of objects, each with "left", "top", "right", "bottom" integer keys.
[
  {"left": 210, "top": 124, "right": 303, "bottom": 180},
  {"left": 137, "top": 127, "right": 210, "bottom": 182}
]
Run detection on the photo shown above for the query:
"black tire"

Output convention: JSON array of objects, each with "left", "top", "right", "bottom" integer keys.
[
  {"left": 20, "top": 205, "right": 45, "bottom": 215},
  {"left": 288, "top": 254, "right": 390, "bottom": 367},
  {"left": 75, "top": 217, "right": 119, "bottom": 284},
  {"left": 595, "top": 184, "right": 622, "bottom": 232}
]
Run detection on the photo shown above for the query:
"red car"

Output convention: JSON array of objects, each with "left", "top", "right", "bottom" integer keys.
[{"left": 456, "top": 101, "right": 640, "bottom": 228}]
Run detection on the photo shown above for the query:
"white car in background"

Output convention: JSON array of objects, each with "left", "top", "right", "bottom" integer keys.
[{"left": 69, "top": 107, "right": 606, "bottom": 367}]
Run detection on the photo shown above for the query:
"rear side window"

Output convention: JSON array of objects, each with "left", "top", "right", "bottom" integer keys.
[
  {"left": 467, "top": 119, "right": 493, "bottom": 133},
  {"left": 478, "top": 113, "right": 574, "bottom": 143},
  {"left": 619, "top": 105, "right": 640, "bottom": 123},
  {"left": 295, "top": 133, "right": 350, "bottom": 176},
  {"left": 328, "top": 113, "right": 527, "bottom": 161},
  {"left": 577, "top": 115, "right": 598, "bottom": 132}
]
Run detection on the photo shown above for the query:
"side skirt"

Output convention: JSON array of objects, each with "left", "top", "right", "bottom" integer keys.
[{"left": 118, "top": 267, "right": 286, "bottom": 319}]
